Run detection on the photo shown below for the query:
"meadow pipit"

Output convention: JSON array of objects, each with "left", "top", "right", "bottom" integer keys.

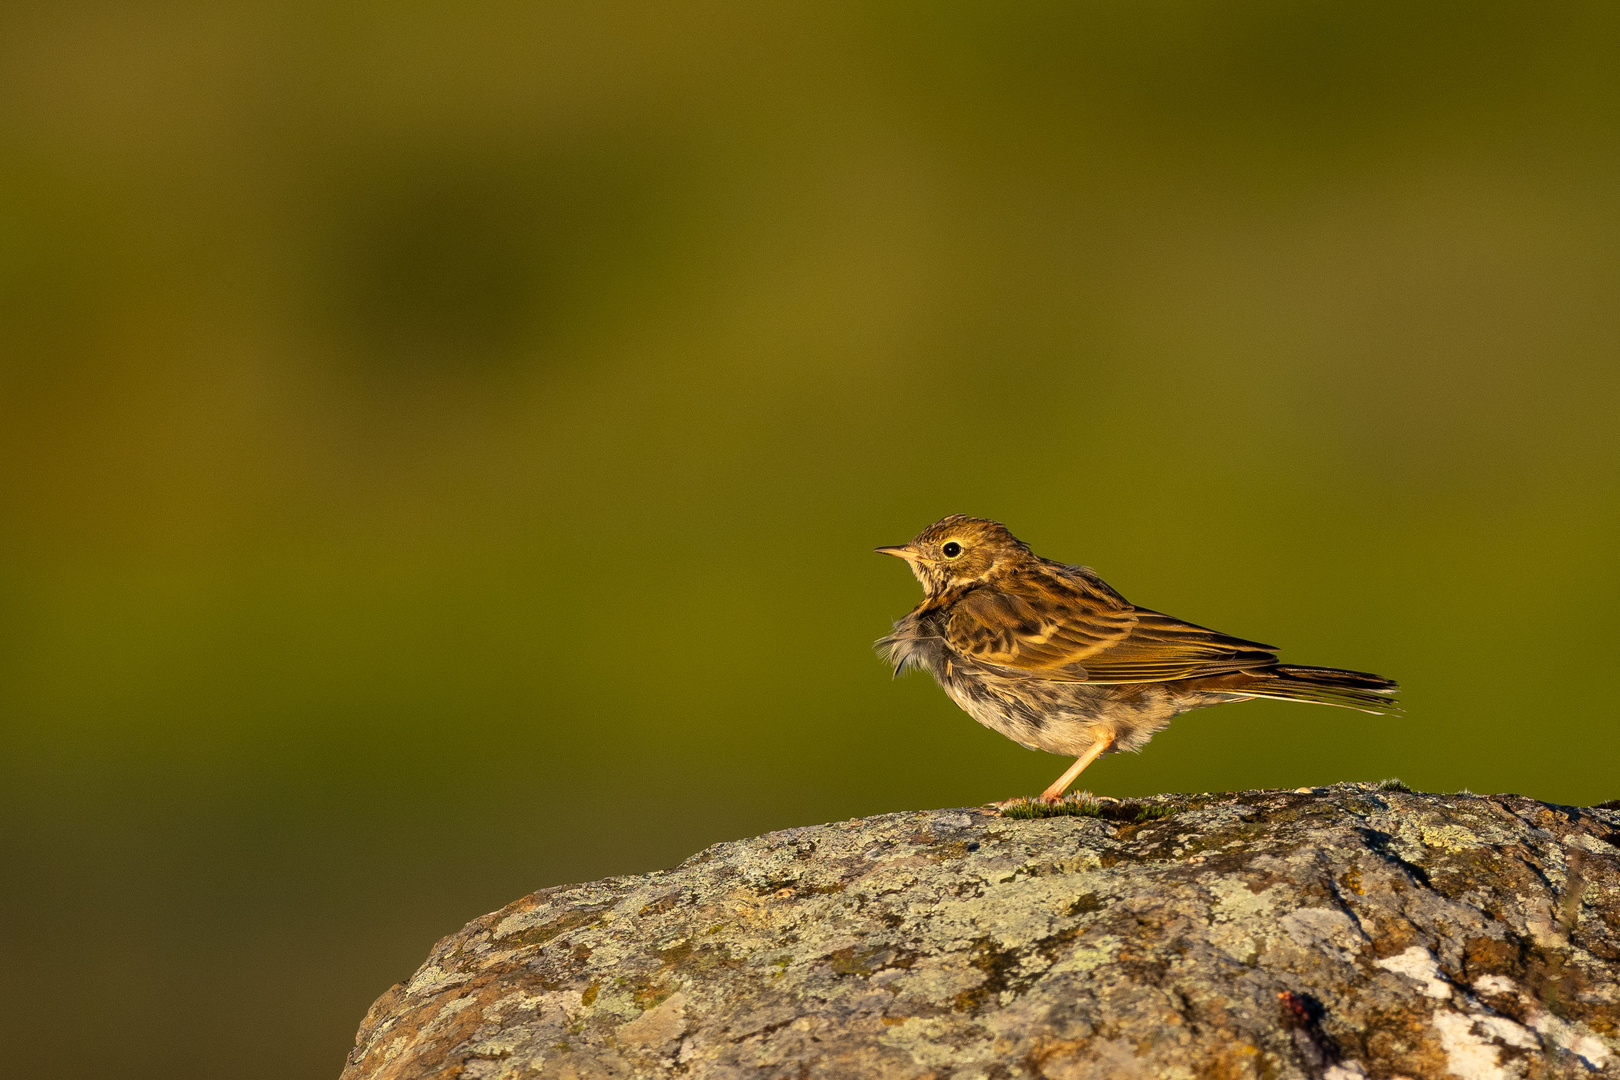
[{"left": 876, "top": 516, "right": 1398, "bottom": 801}]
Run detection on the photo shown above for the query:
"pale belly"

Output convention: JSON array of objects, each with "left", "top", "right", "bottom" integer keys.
[
  {"left": 936, "top": 665, "right": 1121, "bottom": 756},
  {"left": 883, "top": 623, "right": 1229, "bottom": 758}
]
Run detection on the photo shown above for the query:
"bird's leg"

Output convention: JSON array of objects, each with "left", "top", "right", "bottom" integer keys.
[{"left": 1039, "top": 733, "right": 1116, "bottom": 802}]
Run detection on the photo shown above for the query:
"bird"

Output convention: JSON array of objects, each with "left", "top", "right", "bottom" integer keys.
[{"left": 875, "top": 515, "right": 1398, "bottom": 802}]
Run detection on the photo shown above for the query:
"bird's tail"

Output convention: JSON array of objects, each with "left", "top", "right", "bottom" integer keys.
[{"left": 1204, "top": 665, "right": 1400, "bottom": 715}]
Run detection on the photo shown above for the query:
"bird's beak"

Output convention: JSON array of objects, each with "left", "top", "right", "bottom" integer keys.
[{"left": 875, "top": 545, "right": 922, "bottom": 563}]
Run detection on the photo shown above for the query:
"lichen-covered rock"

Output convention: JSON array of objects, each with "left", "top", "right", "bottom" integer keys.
[{"left": 342, "top": 785, "right": 1620, "bottom": 1080}]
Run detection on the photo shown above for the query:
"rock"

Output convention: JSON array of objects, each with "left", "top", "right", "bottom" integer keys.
[{"left": 342, "top": 784, "right": 1620, "bottom": 1079}]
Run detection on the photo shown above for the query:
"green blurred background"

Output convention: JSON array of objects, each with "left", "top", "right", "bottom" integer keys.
[{"left": 2, "top": 1, "right": 1618, "bottom": 1077}]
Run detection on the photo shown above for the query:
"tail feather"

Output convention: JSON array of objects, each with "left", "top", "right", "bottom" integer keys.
[{"left": 1201, "top": 664, "right": 1400, "bottom": 715}]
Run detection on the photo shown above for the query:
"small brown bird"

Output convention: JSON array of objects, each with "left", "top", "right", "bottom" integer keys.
[{"left": 876, "top": 516, "right": 1398, "bottom": 801}]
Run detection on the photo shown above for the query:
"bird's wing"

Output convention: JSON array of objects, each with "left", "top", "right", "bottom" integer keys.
[{"left": 943, "top": 569, "right": 1278, "bottom": 683}]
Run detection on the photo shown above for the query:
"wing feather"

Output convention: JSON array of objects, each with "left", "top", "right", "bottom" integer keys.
[{"left": 943, "top": 565, "right": 1278, "bottom": 683}]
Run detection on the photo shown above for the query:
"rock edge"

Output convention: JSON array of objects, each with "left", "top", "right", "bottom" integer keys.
[{"left": 343, "top": 784, "right": 1620, "bottom": 1079}]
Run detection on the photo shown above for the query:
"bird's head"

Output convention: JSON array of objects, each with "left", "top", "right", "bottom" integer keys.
[{"left": 876, "top": 515, "right": 1033, "bottom": 596}]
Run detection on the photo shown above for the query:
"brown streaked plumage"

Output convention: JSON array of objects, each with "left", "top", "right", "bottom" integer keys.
[{"left": 875, "top": 515, "right": 1398, "bottom": 801}]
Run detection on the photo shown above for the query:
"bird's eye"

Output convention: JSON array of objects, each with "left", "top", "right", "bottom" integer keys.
[{"left": 942, "top": 541, "right": 963, "bottom": 559}]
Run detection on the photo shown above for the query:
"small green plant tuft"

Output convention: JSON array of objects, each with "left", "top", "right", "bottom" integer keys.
[
  {"left": 999, "top": 796, "right": 1176, "bottom": 823},
  {"left": 1376, "top": 778, "right": 1412, "bottom": 793},
  {"left": 998, "top": 796, "right": 1102, "bottom": 820}
]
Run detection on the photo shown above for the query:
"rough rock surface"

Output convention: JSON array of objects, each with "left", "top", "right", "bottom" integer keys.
[{"left": 343, "top": 784, "right": 1620, "bottom": 1080}]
